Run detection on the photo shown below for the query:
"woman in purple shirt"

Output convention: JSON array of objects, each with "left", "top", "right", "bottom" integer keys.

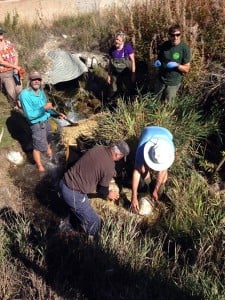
[{"left": 107, "top": 32, "right": 136, "bottom": 103}]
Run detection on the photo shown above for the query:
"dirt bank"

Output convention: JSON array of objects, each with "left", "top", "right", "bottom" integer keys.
[
  {"left": 0, "top": 0, "right": 77, "bottom": 23},
  {"left": 0, "top": 0, "right": 131, "bottom": 23}
]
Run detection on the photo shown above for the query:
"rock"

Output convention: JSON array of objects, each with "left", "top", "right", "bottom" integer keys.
[
  {"left": 6, "top": 151, "right": 24, "bottom": 165},
  {"left": 138, "top": 195, "right": 154, "bottom": 216}
]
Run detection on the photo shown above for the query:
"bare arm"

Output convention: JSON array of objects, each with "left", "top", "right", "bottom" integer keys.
[
  {"left": 129, "top": 53, "right": 136, "bottom": 73},
  {"left": 131, "top": 168, "right": 141, "bottom": 213},
  {"left": 177, "top": 62, "right": 190, "bottom": 74},
  {"left": 108, "top": 190, "right": 119, "bottom": 201},
  {"left": 0, "top": 46, "right": 20, "bottom": 70},
  {"left": 129, "top": 52, "right": 136, "bottom": 82},
  {"left": 107, "top": 58, "right": 112, "bottom": 84},
  {"left": 44, "top": 102, "right": 54, "bottom": 110},
  {"left": 0, "top": 55, "right": 20, "bottom": 70},
  {"left": 152, "top": 170, "right": 168, "bottom": 201}
]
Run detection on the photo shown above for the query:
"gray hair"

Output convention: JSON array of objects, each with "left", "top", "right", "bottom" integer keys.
[
  {"left": 115, "top": 31, "right": 126, "bottom": 42},
  {"left": 111, "top": 145, "right": 122, "bottom": 155}
]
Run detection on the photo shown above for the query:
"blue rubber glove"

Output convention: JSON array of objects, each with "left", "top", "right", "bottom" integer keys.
[
  {"left": 154, "top": 60, "right": 161, "bottom": 68},
  {"left": 166, "top": 61, "right": 179, "bottom": 68}
]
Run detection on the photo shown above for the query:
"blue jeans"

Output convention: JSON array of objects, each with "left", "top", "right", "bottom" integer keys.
[{"left": 59, "top": 180, "right": 102, "bottom": 237}]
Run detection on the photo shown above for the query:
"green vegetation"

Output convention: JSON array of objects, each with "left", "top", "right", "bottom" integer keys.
[
  {"left": 0, "top": 96, "right": 18, "bottom": 148},
  {"left": 0, "top": 1, "right": 225, "bottom": 299}
]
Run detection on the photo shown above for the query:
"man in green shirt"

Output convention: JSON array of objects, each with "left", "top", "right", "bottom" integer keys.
[{"left": 154, "top": 24, "right": 191, "bottom": 102}]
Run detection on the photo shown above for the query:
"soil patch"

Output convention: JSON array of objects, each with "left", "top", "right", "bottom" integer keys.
[{"left": 0, "top": 147, "right": 23, "bottom": 213}]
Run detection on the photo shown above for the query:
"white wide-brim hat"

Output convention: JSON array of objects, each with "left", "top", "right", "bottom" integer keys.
[{"left": 144, "top": 137, "right": 175, "bottom": 171}]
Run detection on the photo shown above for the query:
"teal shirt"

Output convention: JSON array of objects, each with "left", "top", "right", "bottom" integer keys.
[
  {"left": 19, "top": 88, "right": 56, "bottom": 124},
  {"left": 158, "top": 40, "right": 190, "bottom": 86}
]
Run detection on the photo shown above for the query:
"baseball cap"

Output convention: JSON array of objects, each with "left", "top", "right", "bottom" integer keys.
[
  {"left": 113, "top": 140, "right": 130, "bottom": 161},
  {"left": 29, "top": 70, "right": 42, "bottom": 80},
  {"left": 115, "top": 140, "right": 130, "bottom": 156}
]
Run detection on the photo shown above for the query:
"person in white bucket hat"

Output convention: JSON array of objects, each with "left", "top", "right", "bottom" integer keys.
[{"left": 131, "top": 126, "right": 175, "bottom": 213}]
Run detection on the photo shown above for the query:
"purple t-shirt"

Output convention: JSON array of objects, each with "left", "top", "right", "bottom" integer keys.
[{"left": 109, "top": 43, "right": 134, "bottom": 59}]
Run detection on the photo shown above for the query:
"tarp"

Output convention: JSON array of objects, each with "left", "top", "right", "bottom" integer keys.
[{"left": 47, "top": 50, "right": 88, "bottom": 85}]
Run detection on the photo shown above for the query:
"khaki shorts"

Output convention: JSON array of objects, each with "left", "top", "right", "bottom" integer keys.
[{"left": 0, "top": 70, "right": 22, "bottom": 106}]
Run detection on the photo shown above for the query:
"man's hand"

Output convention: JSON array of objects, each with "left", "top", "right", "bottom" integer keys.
[
  {"left": 152, "top": 189, "right": 159, "bottom": 202},
  {"left": 131, "top": 197, "right": 139, "bottom": 213},
  {"left": 18, "top": 67, "right": 26, "bottom": 80},
  {"left": 108, "top": 190, "right": 119, "bottom": 201},
  {"left": 44, "top": 102, "right": 53, "bottom": 110},
  {"left": 58, "top": 112, "right": 66, "bottom": 119},
  {"left": 13, "top": 65, "right": 21, "bottom": 71},
  {"left": 166, "top": 61, "right": 179, "bottom": 68}
]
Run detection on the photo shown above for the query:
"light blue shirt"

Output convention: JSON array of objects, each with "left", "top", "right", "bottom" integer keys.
[{"left": 19, "top": 88, "right": 56, "bottom": 124}]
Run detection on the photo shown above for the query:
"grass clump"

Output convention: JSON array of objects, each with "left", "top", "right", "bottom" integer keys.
[{"left": 94, "top": 94, "right": 220, "bottom": 168}]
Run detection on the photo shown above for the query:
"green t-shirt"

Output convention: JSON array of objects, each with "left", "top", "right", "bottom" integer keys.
[{"left": 158, "top": 40, "right": 190, "bottom": 86}]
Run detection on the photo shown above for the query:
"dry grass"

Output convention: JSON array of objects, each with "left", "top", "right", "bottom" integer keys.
[{"left": 0, "top": 0, "right": 77, "bottom": 24}]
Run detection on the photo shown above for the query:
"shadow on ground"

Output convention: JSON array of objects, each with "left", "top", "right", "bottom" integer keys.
[
  {"left": 2, "top": 106, "right": 203, "bottom": 299},
  {"left": 0, "top": 206, "right": 203, "bottom": 300}
]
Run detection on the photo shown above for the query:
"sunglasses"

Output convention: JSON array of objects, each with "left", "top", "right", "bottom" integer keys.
[
  {"left": 31, "top": 78, "right": 42, "bottom": 81},
  {"left": 170, "top": 33, "right": 181, "bottom": 37}
]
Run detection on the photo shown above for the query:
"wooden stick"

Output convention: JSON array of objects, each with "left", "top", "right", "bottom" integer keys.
[{"left": 215, "top": 156, "right": 225, "bottom": 172}]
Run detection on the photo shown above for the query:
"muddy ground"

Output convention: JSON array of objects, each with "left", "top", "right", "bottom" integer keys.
[
  {"left": 0, "top": 147, "right": 23, "bottom": 213},
  {"left": 0, "top": 141, "right": 63, "bottom": 224}
]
